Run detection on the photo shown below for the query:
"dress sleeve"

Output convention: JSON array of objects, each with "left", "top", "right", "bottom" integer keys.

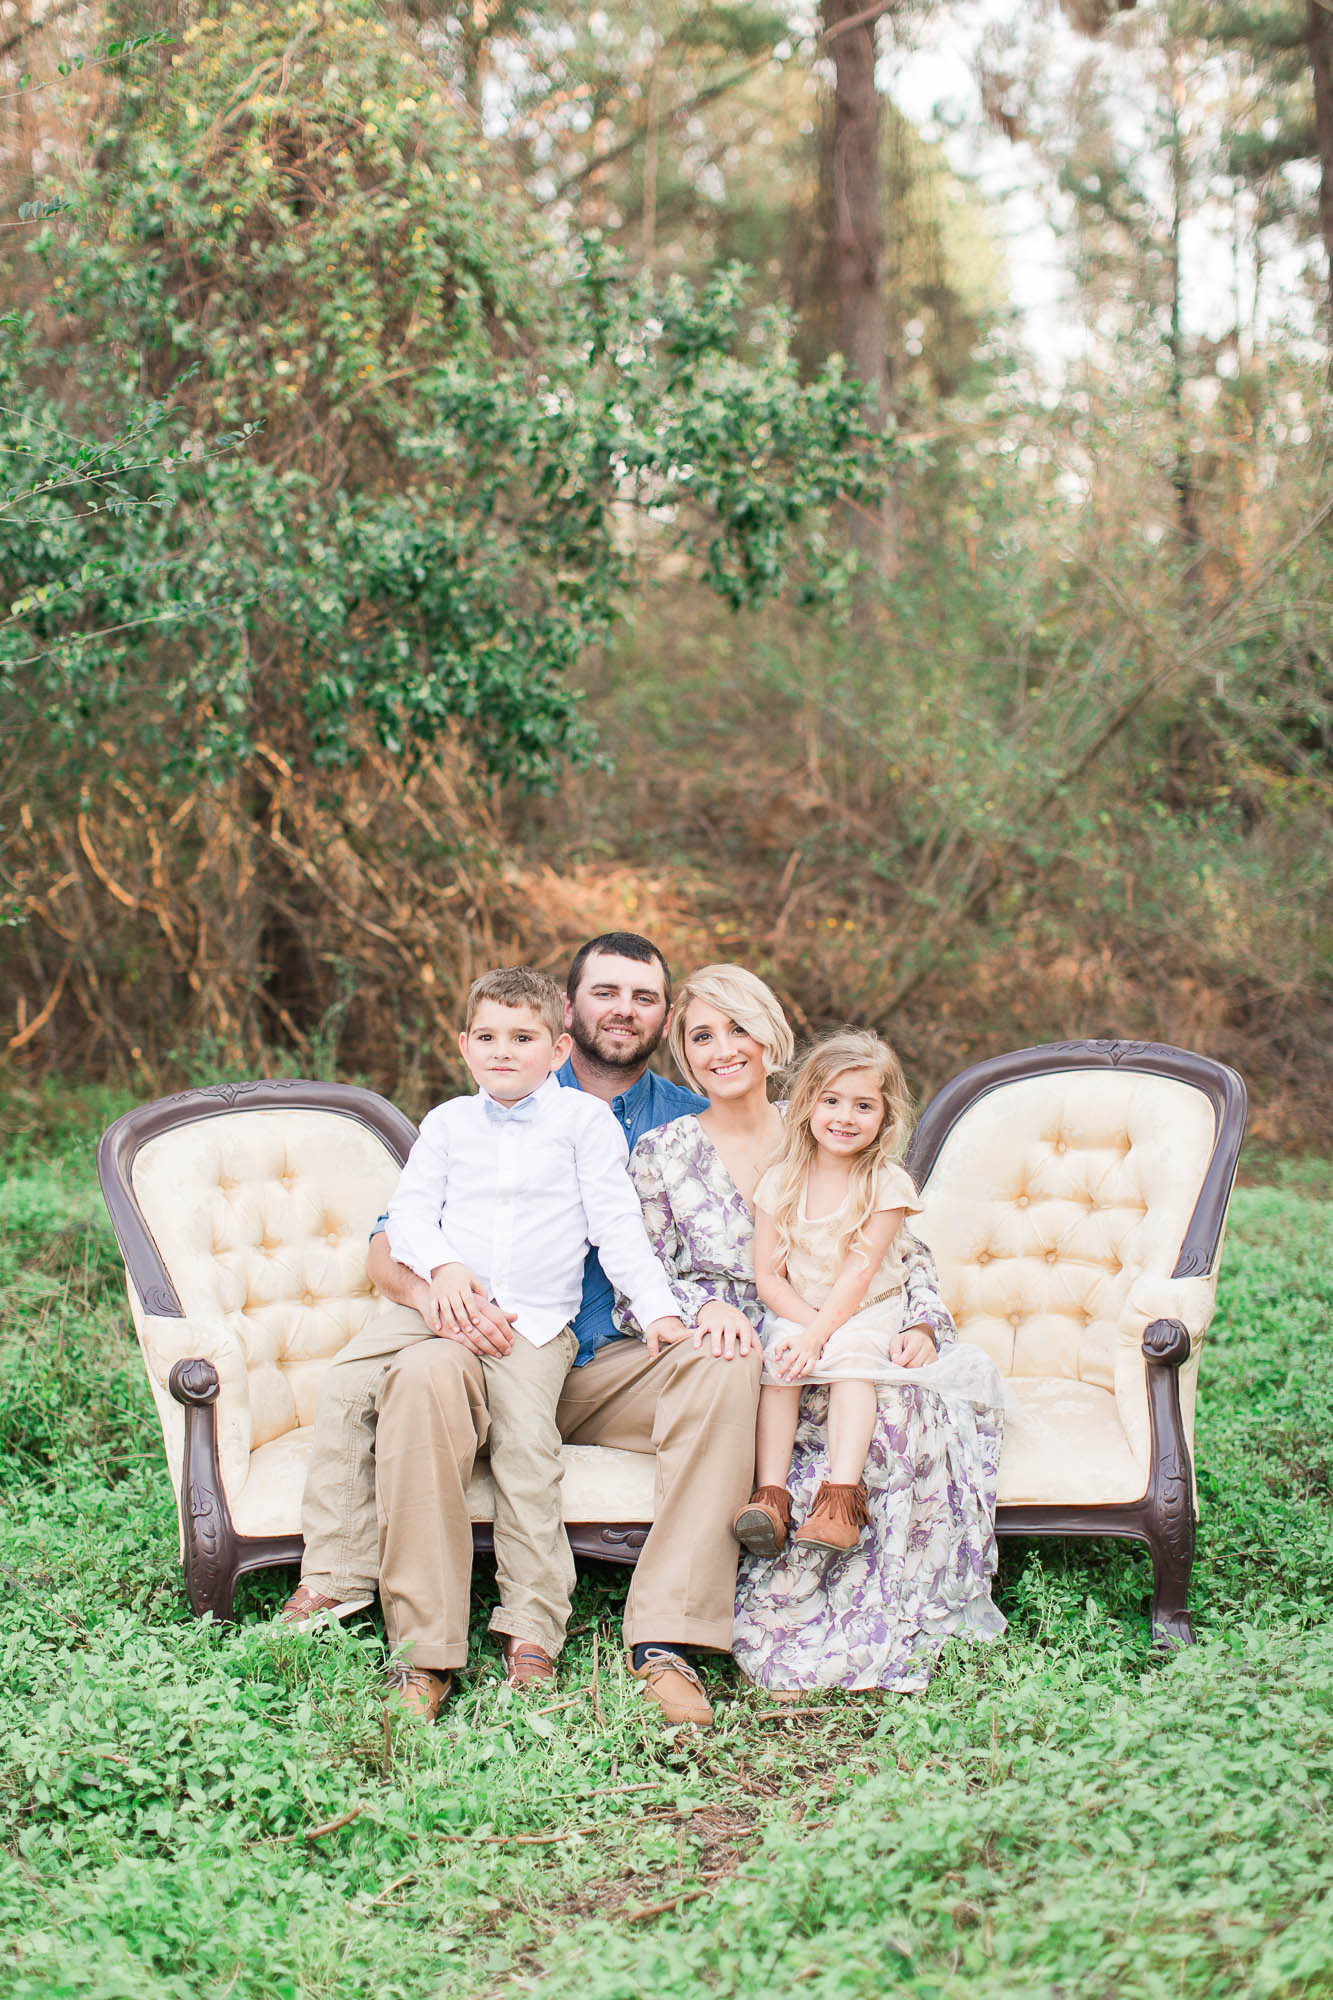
[
  {"left": 613, "top": 1124, "right": 762, "bottom": 1335},
  {"left": 898, "top": 1227, "right": 956, "bottom": 1349},
  {"left": 873, "top": 1160, "right": 924, "bottom": 1217},
  {"left": 752, "top": 1163, "right": 781, "bottom": 1216}
]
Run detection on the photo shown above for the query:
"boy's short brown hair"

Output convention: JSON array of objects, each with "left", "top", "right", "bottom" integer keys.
[{"left": 464, "top": 966, "right": 565, "bottom": 1042}]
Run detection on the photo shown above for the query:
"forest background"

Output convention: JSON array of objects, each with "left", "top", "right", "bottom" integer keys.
[{"left": 2, "top": 0, "right": 1332, "bottom": 1137}]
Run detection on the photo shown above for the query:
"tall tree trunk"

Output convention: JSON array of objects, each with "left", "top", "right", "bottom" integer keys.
[
  {"left": 1167, "top": 76, "right": 1202, "bottom": 561},
  {"left": 821, "top": 0, "right": 895, "bottom": 573},
  {"left": 1308, "top": 0, "right": 1333, "bottom": 345}
]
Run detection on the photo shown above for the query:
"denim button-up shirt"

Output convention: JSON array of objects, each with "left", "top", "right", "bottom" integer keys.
[{"left": 556, "top": 1057, "right": 706, "bottom": 1365}]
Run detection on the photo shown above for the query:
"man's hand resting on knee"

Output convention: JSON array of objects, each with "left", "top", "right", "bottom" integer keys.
[
  {"left": 427, "top": 1262, "right": 517, "bottom": 1355},
  {"left": 365, "top": 1231, "right": 515, "bottom": 1355}
]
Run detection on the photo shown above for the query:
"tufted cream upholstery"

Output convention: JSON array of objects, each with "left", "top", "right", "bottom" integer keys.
[
  {"left": 125, "top": 1106, "right": 656, "bottom": 1543},
  {"left": 916, "top": 1069, "right": 1220, "bottom": 1509},
  {"left": 120, "top": 1063, "right": 1227, "bottom": 1573}
]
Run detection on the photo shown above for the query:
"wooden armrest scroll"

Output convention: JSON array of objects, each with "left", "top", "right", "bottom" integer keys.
[
  {"left": 169, "top": 1358, "right": 221, "bottom": 1405},
  {"left": 1142, "top": 1318, "right": 1191, "bottom": 1367},
  {"left": 166, "top": 1358, "right": 237, "bottom": 1618}
]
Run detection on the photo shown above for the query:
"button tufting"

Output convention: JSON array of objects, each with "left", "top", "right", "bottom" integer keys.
[
  {"left": 1055, "top": 1140, "right": 1068, "bottom": 1155},
  {"left": 1016, "top": 1195, "right": 1029, "bottom": 1209},
  {"left": 1009, "top": 1312, "right": 1021, "bottom": 1327},
  {"left": 1044, "top": 1250, "right": 1057, "bottom": 1264}
]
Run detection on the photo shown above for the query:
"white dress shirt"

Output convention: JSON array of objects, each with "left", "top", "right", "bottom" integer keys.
[{"left": 385, "top": 1073, "right": 680, "bottom": 1347}]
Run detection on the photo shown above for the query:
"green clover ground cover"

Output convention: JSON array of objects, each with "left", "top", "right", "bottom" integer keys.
[{"left": 2, "top": 1087, "right": 1332, "bottom": 2000}]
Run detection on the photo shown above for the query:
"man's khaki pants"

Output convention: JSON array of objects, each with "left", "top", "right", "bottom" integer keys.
[
  {"left": 299, "top": 1312, "right": 579, "bottom": 1659},
  {"left": 374, "top": 1333, "right": 763, "bottom": 1675}
]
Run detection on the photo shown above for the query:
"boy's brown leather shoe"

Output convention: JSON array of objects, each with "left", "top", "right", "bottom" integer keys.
[
  {"left": 629, "top": 1648, "right": 714, "bottom": 1727},
  {"left": 732, "top": 1485, "right": 793, "bottom": 1557},
  {"left": 503, "top": 1639, "right": 557, "bottom": 1688},
  {"left": 278, "top": 1583, "right": 374, "bottom": 1631},
  {"left": 382, "top": 1664, "right": 452, "bottom": 1723},
  {"left": 793, "top": 1481, "right": 871, "bottom": 1554}
]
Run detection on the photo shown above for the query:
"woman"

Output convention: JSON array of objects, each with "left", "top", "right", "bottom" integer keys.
[{"left": 617, "top": 963, "right": 1005, "bottom": 1694}]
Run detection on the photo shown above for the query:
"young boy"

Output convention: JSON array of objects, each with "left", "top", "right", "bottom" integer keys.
[{"left": 294, "top": 966, "right": 686, "bottom": 1701}]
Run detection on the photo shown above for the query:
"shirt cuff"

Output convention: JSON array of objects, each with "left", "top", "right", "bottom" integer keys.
[
  {"left": 627, "top": 1277, "right": 682, "bottom": 1332},
  {"left": 386, "top": 1220, "right": 459, "bottom": 1283}
]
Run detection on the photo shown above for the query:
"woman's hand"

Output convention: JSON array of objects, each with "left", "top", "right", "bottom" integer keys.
[
  {"left": 691, "top": 1300, "right": 755, "bottom": 1360},
  {"left": 889, "top": 1323, "right": 937, "bottom": 1370},
  {"left": 768, "top": 1323, "right": 827, "bottom": 1383}
]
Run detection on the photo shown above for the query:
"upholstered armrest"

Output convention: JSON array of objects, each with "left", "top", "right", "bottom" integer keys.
[
  {"left": 1114, "top": 1275, "right": 1216, "bottom": 1491},
  {"left": 1120, "top": 1274, "right": 1217, "bottom": 1351},
  {"left": 139, "top": 1312, "right": 248, "bottom": 1392},
  {"left": 135, "top": 1313, "right": 252, "bottom": 1498}
]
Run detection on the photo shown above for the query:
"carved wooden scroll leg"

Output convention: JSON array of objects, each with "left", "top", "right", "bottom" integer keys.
[
  {"left": 1141, "top": 1318, "right": 1197, "bottom": 1649},
  {"left": 168, "top": 1358, "right": 241, "bottom": 1622}
]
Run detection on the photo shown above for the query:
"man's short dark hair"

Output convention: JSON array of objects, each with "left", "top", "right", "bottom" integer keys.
[{"left": 566, "top": 933, "right": 672, "bottom": 1003}]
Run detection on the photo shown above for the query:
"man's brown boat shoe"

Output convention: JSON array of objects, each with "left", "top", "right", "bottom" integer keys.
[
  {"left": 629, "top": 1647, "right": 714, "bottom": 1727},
  {"left": 382, "top": 1664, "right": 452, "bottom": 1723}
]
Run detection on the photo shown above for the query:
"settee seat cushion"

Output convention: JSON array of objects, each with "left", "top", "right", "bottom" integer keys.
[
  {"left": 229, "top": 1432, "right": 659, "bottom": 1542},
  {"left": 228, "top": 1374, "right": 1142, "bottom": 1542},
  {"left": 995, "top": 1375, "right": 1145, "bottom": 1507}
]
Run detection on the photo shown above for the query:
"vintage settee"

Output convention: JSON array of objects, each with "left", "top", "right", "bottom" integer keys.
[{"left": 97, "top": 1038, "right": 1245, "bottom": 1644}]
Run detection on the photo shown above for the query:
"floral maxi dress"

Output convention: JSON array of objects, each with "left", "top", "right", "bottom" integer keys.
[{"left": 619, "top": 1116, "right": 1006, "bottom": 1693}]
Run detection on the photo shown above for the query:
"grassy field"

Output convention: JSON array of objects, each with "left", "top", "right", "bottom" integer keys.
[{"left": 2, "top": 1087, "right": 1332, "bottom": 2000}]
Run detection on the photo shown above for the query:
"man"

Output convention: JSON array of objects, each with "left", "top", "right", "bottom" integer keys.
[{"left": 286, "top": 933, "right": 759, "bottom": 1727}]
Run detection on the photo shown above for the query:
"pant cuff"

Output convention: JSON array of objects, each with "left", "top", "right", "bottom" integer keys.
[
  {"left": 623, "top": 1615, "right": 736, "bottom": 1654},
  {"left": 389, "top": 1643, "right": 469, "bottom": 1672},
  {"left": 489, "top": 1610, "right": 566, "bottom": 1657}
]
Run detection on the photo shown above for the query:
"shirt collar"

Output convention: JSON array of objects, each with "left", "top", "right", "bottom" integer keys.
[
  {"left": 556, "top": 1056, "right": 653, "bottom": 1120},
  {"left": 477, "top": 1072, "right": 562, "bottom": 1117}
]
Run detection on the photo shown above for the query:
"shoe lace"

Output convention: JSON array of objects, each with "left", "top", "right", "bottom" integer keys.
[
  {"left": 384, "top": 1663, "right": 436, "bottom": 1696},
  {"left": 640, "top": 1647, "right": 705, "bottom": 1691}
]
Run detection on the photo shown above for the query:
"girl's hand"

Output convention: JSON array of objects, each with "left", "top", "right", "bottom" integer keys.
[
  {"left": 769, "top": 1324, "right": 826, "bottom": 1383},
  {"left": 692, "top": 1301, "right": 754, "bottom": 1360},
  {"left": 890, "top": 1323, "right": 937, "bottom": 1370}
]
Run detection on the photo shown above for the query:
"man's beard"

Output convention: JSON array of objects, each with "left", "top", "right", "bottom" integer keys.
[{"left": 568, "top": 1003, "right": 664, "bottom": 1072}]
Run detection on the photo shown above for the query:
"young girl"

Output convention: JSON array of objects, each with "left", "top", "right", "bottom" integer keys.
[{"left": 733, "top": 1029, "right": 934, "bottom": 1558}]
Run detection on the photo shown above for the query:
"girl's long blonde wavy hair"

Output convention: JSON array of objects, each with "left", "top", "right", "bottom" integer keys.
[{"left": 766, "top": 1029, "right": 916, "bottom": 1271}]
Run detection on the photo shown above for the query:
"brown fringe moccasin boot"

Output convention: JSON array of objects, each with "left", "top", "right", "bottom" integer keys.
[
  {"left": 792, "top": 1481, "right": 871, "bottom": 1554},
  {"left": 732, "top": 1485, "right": 794, "bottom": 1557}
]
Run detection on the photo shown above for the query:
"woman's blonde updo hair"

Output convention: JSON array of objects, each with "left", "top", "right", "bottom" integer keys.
[{"left": 667, "top": 963, "right": 795, "bottom": 1090}]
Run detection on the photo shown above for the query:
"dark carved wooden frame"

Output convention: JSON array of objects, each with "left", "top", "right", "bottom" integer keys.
[
  {"left": 98, "top": 1079, "right": 655, "bottom": 1619},
  {"left": 904, "top": 1037, "right": 1247, "bottom": 1648}
]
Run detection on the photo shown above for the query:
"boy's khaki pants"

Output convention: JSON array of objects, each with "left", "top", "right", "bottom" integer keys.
[
  {"left": 300, "top": 1322, "right": 762, "bottom": 1675},
  {"left": 299, "top": 1313, "right": 578, "bottom": 1660}
]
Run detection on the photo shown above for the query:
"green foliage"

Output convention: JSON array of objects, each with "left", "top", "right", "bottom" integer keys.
[
  {"left": 0, "top": 1, "right": 888, "bottom": 798},
  {"left": 2, "top": 1102, "right": 1333, "bottom": 1998}
]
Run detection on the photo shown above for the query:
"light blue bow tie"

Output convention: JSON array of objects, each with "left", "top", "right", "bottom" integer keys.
[{"left": 483, "top": 1092, "right": 541, "bottom": 1127}]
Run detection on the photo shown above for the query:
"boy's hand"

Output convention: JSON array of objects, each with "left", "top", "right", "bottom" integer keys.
[
  {"left": 889, "top": 1324, "right": 937, "bottom": 1370},
  {"left": 428, "top": 1263, "right": 516, "bottom": 1356},
  {"left": 692, "top": 1300, "right": 755, "bottom": 1360},
  {"left": 643, "top": 1314, "right": 692, "bottom": 1360},
  {"left": 769, "top": 1324, "right": 827, "bottom": 1383}
]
